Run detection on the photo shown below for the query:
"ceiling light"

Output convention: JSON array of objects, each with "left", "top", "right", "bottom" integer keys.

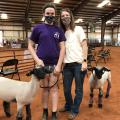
[
  {"left": 106, "top": 20, "right": 113, "bottom": 24},
  {"left": 54, "top": 0, "right": 61, "bottom": 4},
  {"left": 1, "top": 13, "right": 8, "bottom": 19},
  {"left": 97, "top": 0, "right": 111, "bottom": 8},
  {"left": 75, "top": 18, "right": 83, "bottom": 23},
  {"left": 108, "top": 1, "right": 111, "bottom": 6}
]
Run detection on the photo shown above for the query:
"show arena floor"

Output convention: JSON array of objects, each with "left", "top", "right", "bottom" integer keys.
[{"left": 0, "top": 47, "right": 120, "bottom": 120}]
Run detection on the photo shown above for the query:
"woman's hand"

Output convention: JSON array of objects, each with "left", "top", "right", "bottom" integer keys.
[
  {"left": 54, "top": 65, "right": 61, "bottom": 76},
  {"left": 36, "top": 59, "right": 45, "bottom": 67},
  {"left": 81, "top": 61, "right": 87, "bottom": 71}
]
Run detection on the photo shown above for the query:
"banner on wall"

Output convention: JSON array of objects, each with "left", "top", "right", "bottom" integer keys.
[{"left": 0, "top": 31, "right": 3, "bottom": 47}]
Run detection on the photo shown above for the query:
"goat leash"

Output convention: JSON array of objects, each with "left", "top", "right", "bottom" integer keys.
[
  {"left": 40, "top": 66, "right": 60, "bottom": 89},
  {"left": 40, "top": 72, "right": 59, "bottom": 89}
]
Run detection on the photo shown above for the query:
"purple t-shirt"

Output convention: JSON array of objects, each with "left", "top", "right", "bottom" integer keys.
[{"left": 30, "top": 23, "right": 66, "bottom": 65}]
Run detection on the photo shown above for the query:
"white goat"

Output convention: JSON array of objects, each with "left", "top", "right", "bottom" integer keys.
[
  {"left": 88, "top": 66, "right": 111, "bottom": 108},
  {"left": 0, "top": 66, "right": 54, "bottom": 120}
]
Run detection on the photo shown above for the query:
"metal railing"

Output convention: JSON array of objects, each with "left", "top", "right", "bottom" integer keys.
[{"left": 0, "top": 49, "right": 35, "bottom": 73}]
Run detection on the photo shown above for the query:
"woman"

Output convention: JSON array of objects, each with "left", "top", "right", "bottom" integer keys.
[
  {"left": 28, "top": 3, "right": 66, "bottom": 120},
  {"left": 59, "top": 8, "right": 88, "bottom": 120}
]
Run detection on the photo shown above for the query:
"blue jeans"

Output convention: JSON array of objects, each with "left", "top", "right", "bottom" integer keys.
[{"left": 63, "top": 62, "right": 86, "bottom": 114}]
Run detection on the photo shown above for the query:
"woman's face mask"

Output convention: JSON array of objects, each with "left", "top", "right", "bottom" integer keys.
[
  {"left": 61, "top": 17, "right": 71, "bottom": 26},
  {"left": 44, "top": 7, "right": 56, "bottom": 24},
  {"left": 45, "top": 16, "right": 55, "bottom": 24}
]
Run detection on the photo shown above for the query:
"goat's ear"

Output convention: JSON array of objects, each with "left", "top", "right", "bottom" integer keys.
[
  {"left": 101, "top": 67, "right": 105, "bottom": 72},
  {"left": 88, "top": 67, "right": 95, "bottom": 72},
  {"left": 91, "top": 67, "right": 97, "bottom": 74},
  {"left": 102, "top": 67, "right": 106, "bottom": 70},
  {"left": 26, "top": 70, "right": 33, "bottom": 76}
]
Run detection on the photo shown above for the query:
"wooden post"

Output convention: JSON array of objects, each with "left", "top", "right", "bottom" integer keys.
[
  {"left": 86, "top": 24, "right": 89, "bottom": 39},
  {"left": 101, "top": 19, "right": 106, "bottom": 48},
  {"left": 117, "top": 25, "right": 119, "bottom": 42},
  {"left": 111, "top": 26, "right": 114, "bottom": 46}
]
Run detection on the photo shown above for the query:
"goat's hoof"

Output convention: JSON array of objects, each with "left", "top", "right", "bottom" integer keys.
[
  {"left": 88, "top": 104, "right": 93, "bottom": 108},
  {"left": 6, "top": 112, "right": 11, "bottom": 117},
  {"left": 98, "top": 104, "right": 102, "bottom": 108},
  {"left": 16, "top": 117, "right": 22, "bottom": 120},
  {"left": 26, "top": 116, "right": 31, "bottom": 120},
  {"left": 105, "top": 94, "right": 109, "bottom": 98}
]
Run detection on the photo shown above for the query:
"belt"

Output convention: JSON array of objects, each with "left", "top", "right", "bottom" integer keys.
[{"left": 65, "top": 62, "right": 80, "bottom": 67}]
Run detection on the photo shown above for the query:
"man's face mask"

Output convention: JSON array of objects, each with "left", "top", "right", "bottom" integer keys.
[
  {"left": 45, "top": 16, "right": 55, "bottom": 24},
  {"left": 61, "top": 17, "right": 71, "bottom": 26}
]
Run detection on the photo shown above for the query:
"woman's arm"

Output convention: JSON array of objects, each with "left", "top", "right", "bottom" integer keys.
[
  {"left": 81, "top": 39, "right": 88, "bottom": 71},
  {"left": 81, "top": 39, "right": 88, "bottom": 60},
  {"left": 28, "top": 40, "right": 44, "bottom": 66},
  {"left": 54, "top": 41, "right": 65, "bottom": 75}
]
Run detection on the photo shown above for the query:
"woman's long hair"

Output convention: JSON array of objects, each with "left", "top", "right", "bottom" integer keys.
[{"left": 59, "top": 8, "right": 75, "bottom": 32}]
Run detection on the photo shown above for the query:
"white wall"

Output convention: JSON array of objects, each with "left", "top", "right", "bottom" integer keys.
[
  {"left": 84, "top": 25, "right": 112, "bottom": 43},
  {"left": 0, "top": 22, "right": 119, "bottom": 46},
  {"left": 0, "top": 31, "right": 3, "bottom": 47},
  {"left": 0, "top": 23, "right": 24, "bottom": 41}
]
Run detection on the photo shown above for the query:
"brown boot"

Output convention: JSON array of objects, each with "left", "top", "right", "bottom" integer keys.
[
  {"left": 68, "top": 112, "right": 77, "bottom": 120},
  {"left": 59, "top": 107, "right": 70, "bottom": 112},
  {"left": 51, "top": 112, "right": 57, "bottom": 120}
]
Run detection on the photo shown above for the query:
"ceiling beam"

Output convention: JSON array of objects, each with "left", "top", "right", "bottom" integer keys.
[
  {"left": 0, "top": 2, "right": 26, "bottom": 7},
  {"left": 0, "top": 6, "right": 26, "bottom": 10},
  {"left": 0, "top": 0, "right": 26, "bottom": 3},
  {"left": 102, "top": 8, "right": 120, "bottom": 22},
  {"left": 72, "top": 0, "right": 90, "bottom": 14},
  {"left": 25, "top": 0, "right": 31, "bottom": 22},
  {"left": 0, "top": 19, "right": 25, "bottom": 23},
  {"left": 24, "top": 0, "right": 31, "bottom": 37}
]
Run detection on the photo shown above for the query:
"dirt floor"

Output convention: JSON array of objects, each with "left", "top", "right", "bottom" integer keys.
[{"left": 0, "top": 46, "right": 120, "bottom": 120}]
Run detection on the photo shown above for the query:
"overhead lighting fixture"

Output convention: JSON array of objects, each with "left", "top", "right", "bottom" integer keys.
[
  {"left": 1, "top": 13, "right": 8, "bottom": 19},
  {"left": 97, "top": 0, "right": 111, "bottom": 8},
  {"left": 106, "top": 20, "right": 113, "bottom": 24},
  {"left": 75, "top": 18, "right": 83, "bottom": 23},
  {"left": 54, "top": 0, "right": 61, "bottom": 4}
]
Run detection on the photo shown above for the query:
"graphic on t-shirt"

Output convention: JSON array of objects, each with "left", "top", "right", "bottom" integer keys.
[{"left": 54, "top": 32, "right": 60, "bottom": 39}]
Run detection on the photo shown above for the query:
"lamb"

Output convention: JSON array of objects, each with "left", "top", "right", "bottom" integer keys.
[
  {"left": 0, "top": 66, "right": 54, "bottom": 120},
  {"left": 88, "top": 66, "right": 111, "bottom": 108}
]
